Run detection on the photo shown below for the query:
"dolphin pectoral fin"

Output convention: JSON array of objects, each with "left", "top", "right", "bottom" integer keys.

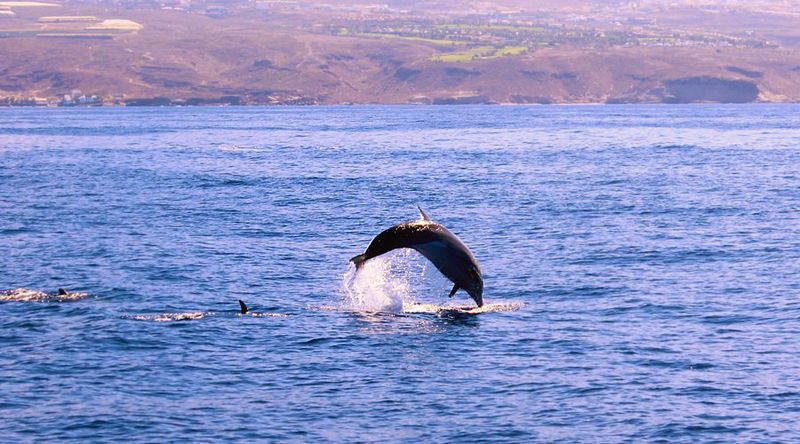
[
  {"left": 417, "top": 205, "right": 431, "bottom": 221},
  {"left": 238, "top": 300, "right": 248, "bottom": 314},
  {"left": 448, "top": 284, "right": 459, "bottom": 298}
]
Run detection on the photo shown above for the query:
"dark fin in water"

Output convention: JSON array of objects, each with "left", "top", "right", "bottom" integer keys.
[
  {"left": 448, "top": 284, "right": 459, "bottom": 298},
  {"left": 58, "top": 288, "right": 68, "bottom": 296},
  {"left": 417, "top": 205, "right": 431, "bottom": 221},
  {"left": 238, "top": 299, "right": 248, "bottom": 314},
  {"left": 350, "top": 253, "right": 367, "bottom": 269}
]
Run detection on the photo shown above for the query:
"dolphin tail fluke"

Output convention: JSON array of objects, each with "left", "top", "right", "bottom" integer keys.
[
  {"left": 238, "top": 299, "right": 248, "bottom": 314},
  {"left": 350, "top": 254, "right": 367, "bottom": 269},
  {"left": 448, "top": 284, "right": 459, "bottom": 298}
]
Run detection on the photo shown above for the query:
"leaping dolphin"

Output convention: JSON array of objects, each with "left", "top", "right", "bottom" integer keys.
[{"left": 350, "top": 207, "right": 484, "bottom": 307}]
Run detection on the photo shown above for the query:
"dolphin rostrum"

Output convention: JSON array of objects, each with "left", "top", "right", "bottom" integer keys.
[{"left": 350, "top": 207, "right": 484, "bottom": 307}]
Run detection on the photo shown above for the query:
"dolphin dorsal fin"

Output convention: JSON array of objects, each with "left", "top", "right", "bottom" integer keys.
[
  {"left": 239, "top": 299, "right": 248, "bottom": 314},
  {"left": 417, "top": 205, "right": 431, "bottom": 221}
]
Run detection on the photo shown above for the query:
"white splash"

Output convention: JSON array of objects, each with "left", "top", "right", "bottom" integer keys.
[
  {"left": 338, "top": 250, "right": 525, "bottom": 316},
  {"left": 243, "top": 312, "right": 288, "bottom": 318},
  {"left": 341, "top": 249, "right": 435, "bottom": 313},
  {"left": 403, "top": 301, "right": 525, "bottom": 315},
  {"left": 0, "top": 288, "right": 49, "bottom": 302},
  {"left": 0, "top": 288, "right": 88, "bottom": 302},
  {"left": 126, "top": 312, "right": 210, "bottom": 322},
  {"left": 341, "top": 256, "right": 405, "bottom": 313}
]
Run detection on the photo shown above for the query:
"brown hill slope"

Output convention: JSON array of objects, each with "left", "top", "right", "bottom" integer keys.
[{"left": 2, "top": 4, "right": 800, "bottom": 104}]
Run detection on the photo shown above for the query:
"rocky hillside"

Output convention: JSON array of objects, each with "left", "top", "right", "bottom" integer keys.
[{"left": 2, "top": 1, "right": 800, "bottom": 105}]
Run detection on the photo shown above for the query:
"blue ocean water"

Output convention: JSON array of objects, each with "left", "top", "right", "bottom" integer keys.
[{"left": 1, "top": 105, "right": 799, "bottom": 442}]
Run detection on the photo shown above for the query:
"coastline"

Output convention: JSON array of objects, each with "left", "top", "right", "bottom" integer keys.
[{"left": 1, "top": 100, "right": 796, "bottom": 108}]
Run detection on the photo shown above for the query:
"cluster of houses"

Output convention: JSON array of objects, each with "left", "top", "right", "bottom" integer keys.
[
  {"left": 0, "top": 91, "right": 320, "bottom": 106},
  {"left": 0, "top": 91, "right": 105, "bottom": 107}
]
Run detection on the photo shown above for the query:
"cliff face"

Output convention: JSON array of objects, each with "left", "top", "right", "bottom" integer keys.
[{"left": 661, "top": 77, "right": 760, "bottom": 104}]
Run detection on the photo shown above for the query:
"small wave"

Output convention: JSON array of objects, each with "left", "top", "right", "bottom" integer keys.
[
  {"left": 651, "top": 143, "right": 698, "bottom": 150},
  {"left": 124, "top": 311, "right": 286, "bottom": 322},
  {"left": 218, "top": 144, "right": 265, "bottom": 152},
  {"left": 243, "top": 312, "right": 288, "bottom": 318},
  {"left": 318, "top": 300, "right": 522, "bottom": 316},
  {"left": 0, "top": 288, "right": 48, "bottom": 302},
  {"left": 404, "top": 301, "right": 524, "bottom": 315},
  {"left": 51, "top": 292, "right": 89, "bottom": 302},
  {"left": 126, "top": 312, "right": 210, "bottom": 322},
  {"left": 0, "top": 288, "right": 88, "bottom": 302}
]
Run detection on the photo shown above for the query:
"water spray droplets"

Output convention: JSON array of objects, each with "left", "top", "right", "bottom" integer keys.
[{"left": 341, "top": 249, "right": 437, "bottom": 313}]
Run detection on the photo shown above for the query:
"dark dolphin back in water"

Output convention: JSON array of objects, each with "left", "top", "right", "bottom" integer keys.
[{"left": 351, "top": 209, "right": 484, "bottom": 307}]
